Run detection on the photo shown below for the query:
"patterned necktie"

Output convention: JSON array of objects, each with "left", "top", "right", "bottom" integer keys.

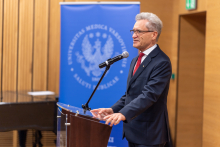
[{"left": 133, "top": 52, "right": 145, "bottom": 75}]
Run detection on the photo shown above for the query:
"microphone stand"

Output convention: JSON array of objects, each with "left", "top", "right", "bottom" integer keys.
[{"left": 82, "top": 64, "right": 111, "bottom": 114}]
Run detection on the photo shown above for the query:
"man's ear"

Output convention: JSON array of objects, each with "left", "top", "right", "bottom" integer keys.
[{"left": 152, "top": 31, "right": 158, "bottom": 41}]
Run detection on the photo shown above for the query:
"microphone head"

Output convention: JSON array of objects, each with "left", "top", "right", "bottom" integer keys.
[{"left": 122, "top": 51, "right": 129, "bottom": 58}]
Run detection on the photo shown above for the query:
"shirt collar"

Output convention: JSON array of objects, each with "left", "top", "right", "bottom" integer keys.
[{"left": 141, "top": 44, "right": 157, "bottom": 56}]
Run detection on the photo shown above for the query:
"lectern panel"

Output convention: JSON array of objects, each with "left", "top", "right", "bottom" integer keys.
[
  {"left": 69, "top": 114, "right": 112, "bottom": 147},
  {"left": 57, "top": 102, "right": 112, "bottom": 147}
]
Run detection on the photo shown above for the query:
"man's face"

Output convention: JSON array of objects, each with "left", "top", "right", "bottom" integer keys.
[{"left": 132, "top": 20, "right": 157, "bottom": 51}]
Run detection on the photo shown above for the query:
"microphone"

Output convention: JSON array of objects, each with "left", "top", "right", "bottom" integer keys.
[{"left": 99, "top": 51, "right": 129, "bottom": 68}]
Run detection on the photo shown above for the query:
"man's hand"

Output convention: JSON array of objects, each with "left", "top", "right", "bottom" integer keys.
[
  {"left": 90, "top": 108, "right": 114, "bottom": 120},
  {"left": 103, "top": 113, "right": 126, "bottom": 127}
]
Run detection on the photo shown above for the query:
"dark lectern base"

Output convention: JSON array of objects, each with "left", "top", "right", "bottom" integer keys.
[{"left": 60, "top": 107, "right": 112, "bottom": 147}]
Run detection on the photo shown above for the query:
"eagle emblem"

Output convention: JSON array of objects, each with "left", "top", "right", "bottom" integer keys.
[{"left": 75, "top": 34, "right": 114, "bottom": 77}]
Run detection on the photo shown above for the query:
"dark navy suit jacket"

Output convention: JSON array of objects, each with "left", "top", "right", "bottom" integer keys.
[{"left": 111, "top": 45, "right": 172, "bottom": 145}]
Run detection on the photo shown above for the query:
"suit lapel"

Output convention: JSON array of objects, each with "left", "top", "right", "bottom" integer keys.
[
  {"left": 127, "top": 57, "right": 152, "bottom": 90},
  {"left": 127, "top": 56, "right": 138, "bottom": 88},
  {"left": 127, "top": 46, "right": 161, "bottom": 91}
]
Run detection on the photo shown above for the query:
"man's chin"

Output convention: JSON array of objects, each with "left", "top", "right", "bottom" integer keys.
[{"left": 133, "top": 44, "right": 139, "bottom": 48}]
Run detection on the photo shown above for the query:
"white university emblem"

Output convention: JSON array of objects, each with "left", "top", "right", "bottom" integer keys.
[
  {"left": 76, "top": 33, "right": 114, "bottom": 77},
  {"left": 68, "top": 24, "right": 128, "bottom": 90}
]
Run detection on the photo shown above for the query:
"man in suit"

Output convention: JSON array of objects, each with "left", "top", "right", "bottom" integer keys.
[{"left": 91, "top": 12, "right": 172, "bottom": 147}]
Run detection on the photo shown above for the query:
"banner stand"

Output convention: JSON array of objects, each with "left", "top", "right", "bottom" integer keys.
[{"left": 59, "top": 2, "right": 140, "bottom": 147}]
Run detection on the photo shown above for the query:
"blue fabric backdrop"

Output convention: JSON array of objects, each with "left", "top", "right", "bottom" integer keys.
[{"left": 60, "top": 3, "right": 140, "bottom": 147}]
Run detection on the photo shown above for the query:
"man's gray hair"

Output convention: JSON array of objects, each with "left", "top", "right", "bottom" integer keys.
[{"left": 135, "top": 12, "right": 163, "bottom": 41}]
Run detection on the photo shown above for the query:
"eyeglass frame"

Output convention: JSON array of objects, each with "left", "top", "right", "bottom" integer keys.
[{"left": 130, "top": 29, "right": 154, "bottom": 36}]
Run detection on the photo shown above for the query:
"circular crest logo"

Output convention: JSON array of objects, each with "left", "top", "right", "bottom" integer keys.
[{"left": 67, "top": 24, "right": 128, "bottom": 90}]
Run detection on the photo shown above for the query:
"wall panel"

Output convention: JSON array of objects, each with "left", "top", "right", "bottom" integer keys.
[
  {"left": 48, "top": 0, "right": 63, "bottom": 95},
  {"left": 169, "top": 3, "right": 179, "bottom": 143},
  {"left": 17, "top": 0, "right": 34, "bottom": 102},
  {"left": 33, "top": 0, "right": 49, "bottom": 93},
  {"left": 2, "top": 0, "right": 19, "bottom": 102},
  {"left": 1, "top": 0, "right": 58, "bottom": 146},
  {"left": 0, "top": 131, "right": 14, "bottom": 146},
  {"left": 168, "top": 0, "right": 179, "bottom": 140},
  {"left": 203, "top": 1, "right": 220, "bottom": 147},
  {"left": 176, "top": 13, "right": 206, "bottom": 147},
  {"left": 0, "top": 0, "right": 3, "bottom": 95}
]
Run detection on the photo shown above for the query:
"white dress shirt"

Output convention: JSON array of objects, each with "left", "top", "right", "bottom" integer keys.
[
  {"left": 140, "top": 44, "right": 157, "bottom": 63},
  {"left": 133, "top": 44, "right": 157, "bottom": 71}
]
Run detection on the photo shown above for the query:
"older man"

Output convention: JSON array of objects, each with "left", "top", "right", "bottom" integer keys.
[{"left": 91, "top": 12, "right": 172, "bottom": 147}]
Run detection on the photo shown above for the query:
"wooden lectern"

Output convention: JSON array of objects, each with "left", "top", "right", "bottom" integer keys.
[{"left": 57, "top": 102, "right": 112, "bottom": 147}]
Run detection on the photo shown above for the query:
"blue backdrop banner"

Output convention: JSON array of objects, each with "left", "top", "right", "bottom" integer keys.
[{"left": 60, "top": 2, "right": 140, "bottom": 147}]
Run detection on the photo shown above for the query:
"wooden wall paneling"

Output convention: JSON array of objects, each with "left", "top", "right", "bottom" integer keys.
[
  {"left": 2, "top": 0, "right": 19, "bottom": 102},
  {"left": 176, "top": 12, "right": 206, "bottom": 147},
  {"left": 17, "top": 0, "right": 34, "bottom": 102},
  {"left": 14, "top": 129, "right": 57, "bottom": 147},
  {"left": 203, "top": 1, "right": 220, "bottom": 146},
  {"left": 0, "top": 0, "right": 3, "bottom": 97},
  {"left": 33, "top": 0, "right": 49, "bottom": 98},
  {"left": 48, "top": 0, "right": 63, "bottom": 95},
  {"left": 20, "top": 129, "right": 35, "bottom": 146},
  {"left": 13, "top": 130, "right": 18, "bottom": 147},
  {"left": 140, "top": 0, "right": 174, "bottom": 56},
  {"left": 16, "top": 130, "right": 57, "bottom": 147},
  {"left": 167, "top": 0, "right": 180, "bottom": 144},
  {"left": 0, "top": 131, "right": 14, "bottom": 146},
  {"left": 40, "top": 131, "right": 57, "bottom": 146}
]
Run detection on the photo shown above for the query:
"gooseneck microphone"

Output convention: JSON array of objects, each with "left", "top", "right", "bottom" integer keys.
[
  {"left": 99, "top": 51, "right": 129, "bottom": 68},
  {"left": 82, "top": 51, "right": 129, "bottom": 113}
]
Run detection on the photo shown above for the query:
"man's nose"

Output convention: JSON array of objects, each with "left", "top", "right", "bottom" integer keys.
[{"left": 132, "top": 33, "right": 138, "bottom": 38}]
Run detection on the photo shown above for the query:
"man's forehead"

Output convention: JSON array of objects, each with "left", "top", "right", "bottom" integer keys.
[{"left": 133, "top": 19, "right": 148, "bottom": 29}]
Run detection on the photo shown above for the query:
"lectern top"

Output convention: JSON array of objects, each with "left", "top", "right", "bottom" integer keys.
[{"left": 57, "top": 102, "right": 93, "bottom": 117}]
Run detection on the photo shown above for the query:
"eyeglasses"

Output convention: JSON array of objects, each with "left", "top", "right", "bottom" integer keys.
[{"left": 130, "top": 30, "right": 154, "bottom": 36}]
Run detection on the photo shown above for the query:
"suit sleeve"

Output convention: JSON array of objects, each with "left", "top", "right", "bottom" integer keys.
[
  {"left": 119, "top": 61, "right": 172, "bottom": 123},
  {"left": 110, "top": 58, "right": 136, "bottom": 113},
  {"left": 111, "top": 94, "right": 126, "bottom": 113}
]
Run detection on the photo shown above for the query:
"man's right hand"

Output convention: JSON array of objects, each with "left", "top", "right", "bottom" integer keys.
[{"left": 90, "top": 108, "right": 114, "bottom": 120}]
